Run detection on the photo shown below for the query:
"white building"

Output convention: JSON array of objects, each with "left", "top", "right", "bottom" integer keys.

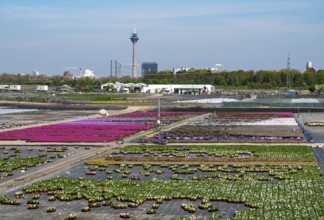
[
  {"left": 144, "top": 84, "right": 215, "bottom": 95},
  {"left": 209, "top": 63, "right": 223, "bottom": 73},
  {"left": 82, "top": 69, "right": 95, "bottom": 78},
  {"left": 174, "top": 64, "right": 223, "bottom": 74},
  {"left": 101, "top": 82, "right": 146, "bottom": 93},
  {"left": 0, "top": 85, "right": 9, "bottom": 90},
  {"left": 32, "top": 70, "right": 40, "bottom": 75},
  {"left": 9, "top": 85, "right": 21, "bottom": 91},
  {"left": 306, "top": 61, "right": 313, "bottom": 70},
  {"left": 101, "top": 83, "right": 214, "bottom": 94},
  {"left": 173, "top": 67, "right": 190, "bottom": 74},
  {"left": 36, "top": 85, "right": 48, "bottom": 91}
]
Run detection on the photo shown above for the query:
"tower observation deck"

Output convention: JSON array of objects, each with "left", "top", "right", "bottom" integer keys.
[{"left": 130, "top": 22, "right": 139, "bottom": 78}]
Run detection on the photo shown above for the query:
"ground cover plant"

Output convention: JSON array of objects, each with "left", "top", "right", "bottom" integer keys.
[
  {"left": 0, "top": 112, "right": 202, "bottom": 143},
  {"left": 0, "top": 146, "right": 81, "bottom": 179},
  {"left": 109, "top": 112, "right": 205, "bottom": 125},
  {"left": 117, "top": 145, "right": 315, "bottom": 159},
  {"left": 0, "top": 156, "right": 47, "bottom": 177},
  {"left": 1, "top": 145, "right": 323, "bottom": 219},
  {"left": 0, "top": 124, "right": 151, "bottom": 143},
  {"left": 83, "top": 161, "right": 320, "bottom": 182},
  {"left": 84, "top": 145, "right": 318, "bottom": 182},
  {"left": 305, "top": 121, "right": 324, "bottom": 127},
  {"left": 208, "top": 112, "right": 294, "bottom": 119},
  {"left": 141, "top": 112, "right": 305, "bottom": 143},
  {"left": 3, "top": 174, "right": 323, "bottom": 219}
]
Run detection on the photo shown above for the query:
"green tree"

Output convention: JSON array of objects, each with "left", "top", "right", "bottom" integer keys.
[
  {"left": 309, "top": 84, "right": 316, "bottom": 93},
  {"left": 304, "top": 71, "right": 316, "bottom": 86}
]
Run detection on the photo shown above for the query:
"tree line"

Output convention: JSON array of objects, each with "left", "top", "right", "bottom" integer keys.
[
  {"left": 0, "top": 68, "right": 323, "bottom": 90},
  {"left": 142, "top": 69, "right": 324, "bottom": 89}
]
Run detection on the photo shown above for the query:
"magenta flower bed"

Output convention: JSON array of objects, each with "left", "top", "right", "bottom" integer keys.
[
  {"left": 0, "top": 111, "right": 203, "bottom": 143},
  {"left": 111, "top": 112, "right": 205, "bottom": 118},
  {"left": 0, "top": 124, "right": 151, "bottom": 143}
]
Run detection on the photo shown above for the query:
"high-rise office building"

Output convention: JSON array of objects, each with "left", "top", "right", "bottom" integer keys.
[{"left": 142, "top": 62, "right": 158, "bottom": 76}]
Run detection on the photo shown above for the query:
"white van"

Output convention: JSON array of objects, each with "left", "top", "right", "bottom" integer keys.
[
  {"left": 162, "top": 89, "right": 171, "bottom": 95},
  {"left": 122, "top": 88, "right": 130, "bottom": 93}
]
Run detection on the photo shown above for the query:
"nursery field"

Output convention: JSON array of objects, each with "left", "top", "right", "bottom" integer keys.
[
  {"left": 299, "top": 113, "right": 324, "bottom": 143},
  {"left": 0, "top": 110, "right": 96, "bottom": 131},
  {"left": 0, "top": 112, "right": 203, "bottom": 143},
  {"left": 88, "top": 145, "right": 316, "bottom": 166},
  {"left": 140, "top": 112, "right": 306, "bottom": 144},
  {"left": 0, "top": 145, "right": 90, "bottom": 181},
  {"left": 0, "top": 111, "right": 322, "bottom": 219},
  {"left": 0, "top": 145, "right": 323, "bottom": 220}
]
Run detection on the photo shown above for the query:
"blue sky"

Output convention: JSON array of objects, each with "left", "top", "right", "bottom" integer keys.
[{"left": 0, "top": 0, "right": 323, "bottom": 76}]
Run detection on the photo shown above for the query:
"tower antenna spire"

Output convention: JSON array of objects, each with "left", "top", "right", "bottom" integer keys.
[{"left": 133, "top": 21, "right": 136, "bottom": 34}]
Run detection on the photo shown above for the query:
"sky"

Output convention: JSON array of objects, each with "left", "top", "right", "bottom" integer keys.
[{"left": 0, "top": 0, "right": 323, "bottom": 77}]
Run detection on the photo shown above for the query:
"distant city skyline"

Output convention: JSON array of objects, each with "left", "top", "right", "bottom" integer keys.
[{"left": 0, "top": 0, "right": 323, "bottom": 76}]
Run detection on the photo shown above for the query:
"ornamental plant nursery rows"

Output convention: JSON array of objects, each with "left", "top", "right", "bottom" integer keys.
[
  {"left": 142, "top": 112, "right": 306, "bottom": 143},
  {"left": 0, "top": 112, "right": 201, "bottom": 143},
  {"left": 0, "top": 124, "right": 150, "bottom": 142},
  {"left": 0, "top": 145, "right": 323, "bottom": 220}
]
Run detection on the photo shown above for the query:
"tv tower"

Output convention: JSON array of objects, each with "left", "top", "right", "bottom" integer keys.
[{"left": 130, "top": 22, "right": 139, "bottom": 78}]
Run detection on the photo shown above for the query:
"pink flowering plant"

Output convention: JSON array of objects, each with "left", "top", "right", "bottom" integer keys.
[{"left": 0, "top": 111, "right": 202, "bottom": 143}]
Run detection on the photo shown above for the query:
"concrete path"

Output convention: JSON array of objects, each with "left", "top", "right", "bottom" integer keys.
[{"left": 312, "top": 147, "right": 324, "bottom": 175}]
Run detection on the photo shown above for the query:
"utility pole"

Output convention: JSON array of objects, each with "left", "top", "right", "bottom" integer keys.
[
  {"left": 287, "top": 53, "right": 290, "bottom": 88},
  {"left": 110, "top": 60, "right": 113, "bottom": 78},
  {"left": 157, "top": 97, "right": 161, "bottom": 128},
  {"left": 115, "top": 60, "right": 117, "bottom": 78}
]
